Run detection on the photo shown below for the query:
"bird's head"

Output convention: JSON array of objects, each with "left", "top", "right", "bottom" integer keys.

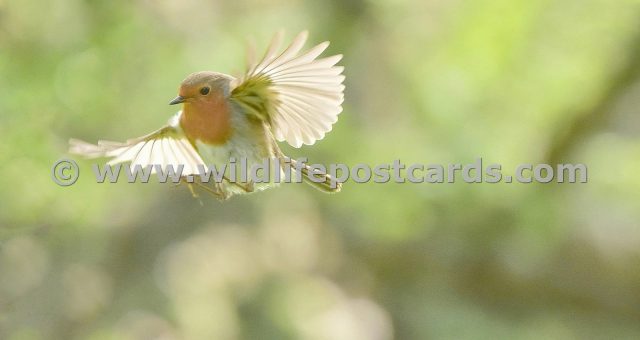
[{"left": 169, "top": 71, "right": 233, "bottom": 106}]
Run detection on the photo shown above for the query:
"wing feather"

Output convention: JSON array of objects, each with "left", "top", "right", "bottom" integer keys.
[
  {"left": 231, "top": 31, "right": 345, "bottom": 148},
  {"left": 249, "top": 31, "right": 285, "bottom": 75},
  {"left": 259, "top": 31, "right": 309, "bottom": 74},
  {"left": 69, "top": 115, "right": 205, "bottom": 176}
]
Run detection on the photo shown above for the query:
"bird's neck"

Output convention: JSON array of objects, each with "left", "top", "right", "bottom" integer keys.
[{"left": 180, "top": 94, "right": 232, "bottom": 145}]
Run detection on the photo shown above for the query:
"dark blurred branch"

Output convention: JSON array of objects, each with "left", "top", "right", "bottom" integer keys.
[{"left": 546, "top": 31, "right": 640, "bottom": 164}]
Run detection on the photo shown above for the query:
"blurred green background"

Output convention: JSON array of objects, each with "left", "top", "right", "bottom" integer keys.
[{"left": 2, "top": 0, "right": 640, "bottom": 339}]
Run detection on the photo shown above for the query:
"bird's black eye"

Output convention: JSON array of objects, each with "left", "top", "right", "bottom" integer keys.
[{"left": 200, "top": 87, "right": 210, "bottom": 95}]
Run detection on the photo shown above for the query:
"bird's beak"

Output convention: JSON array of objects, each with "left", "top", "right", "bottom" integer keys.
[{"left": 169, "top": 95, "right": 185, "bottom": 105}]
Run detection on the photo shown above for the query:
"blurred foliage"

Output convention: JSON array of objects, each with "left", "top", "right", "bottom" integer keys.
[{"left": 1, "top": 0, "right": 640, "bottom": 339}]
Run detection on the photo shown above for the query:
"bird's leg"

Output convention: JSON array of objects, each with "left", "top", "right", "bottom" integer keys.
[
  {"left": 213, "top": 181, "right": 228, "bottom": 200},
  {"left": 178, "top": 176, "right": 229, "bottom": 201},
  {"left": 192, "top": 181, "right": 228, "bottom": 201},
  {"left": 223, "top": 175, "right": 254, "bottom": 193},
  {"left": 186, "top": 183, "right": 199, "bottom": 198},
  {"left": 176, "top": 177, "right": 200, "bottom": 198}
]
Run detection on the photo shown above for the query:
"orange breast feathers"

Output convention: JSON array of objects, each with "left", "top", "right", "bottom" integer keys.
[{"left": 180, "top": 92, "right": 233, "bottom": 145}]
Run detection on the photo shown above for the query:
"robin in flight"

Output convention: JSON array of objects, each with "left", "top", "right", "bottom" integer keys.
[{"left": 69, "top": 31, "right": 344, "bottom": 199}]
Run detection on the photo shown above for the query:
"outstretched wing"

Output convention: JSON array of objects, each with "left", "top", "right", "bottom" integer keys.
[
  {"left": 231, "top": 31, "right": 345, "bottom": 148},
  {"left": 69, "top": 114, "right": 205, "bottom": 175}
]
